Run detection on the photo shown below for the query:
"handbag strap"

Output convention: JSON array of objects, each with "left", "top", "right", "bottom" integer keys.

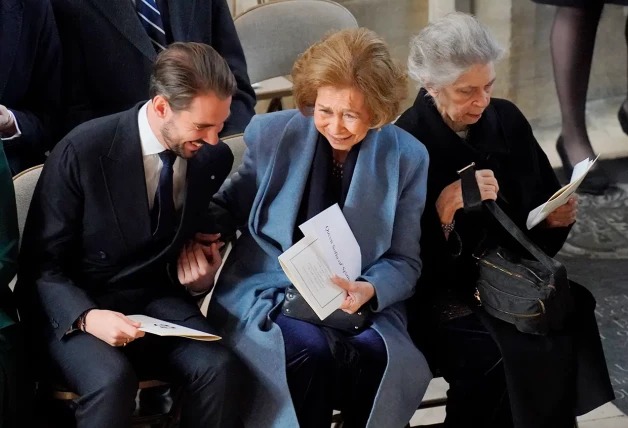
[
  {"left": 458, "top": 163, "right": 483, "bottom": 214},
  {"left": 458, "top": 163, "right": 563, "bottom": 275}
]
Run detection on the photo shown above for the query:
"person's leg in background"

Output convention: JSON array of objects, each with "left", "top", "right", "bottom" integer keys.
[
  {"left": 437, "top": 314, "right": 512, "bottom": 428},
  {"left": 338, "top": 328, "right": 387, "bottom": 428},
  {"left": 617, "top": 12, "right": 628, "bottom": 134},
  {"left": 275, "top": 313, "right": 335, "bottom": 428},
  {"left": 550, "top": 2, "right": 612, "bottom": 194}
]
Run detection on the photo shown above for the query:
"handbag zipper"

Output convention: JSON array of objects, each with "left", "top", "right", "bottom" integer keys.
[
  {"left": 496, "top": 252, "right": 546, "bottom": 284},
  {"left": 479, "top": 259, "right": 539, "bottom": 288},
  {"left": 474, "top": 288, "right": 544, "bottom": 318}
]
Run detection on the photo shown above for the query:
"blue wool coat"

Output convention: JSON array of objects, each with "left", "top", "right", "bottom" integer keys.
[{"left": 208, "top": 110, "right": 432, "bottom": 427}]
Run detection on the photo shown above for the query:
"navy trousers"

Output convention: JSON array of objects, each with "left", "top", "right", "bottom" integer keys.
[
  {"left": 276, "top": 313, "right": 387, "bottom": 428},
  {"left": 43, "top": 296, "right": 245, "bottom": 428}
]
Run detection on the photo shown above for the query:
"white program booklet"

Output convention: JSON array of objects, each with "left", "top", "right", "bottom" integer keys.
[
  {"left": 127, "top": 315, "right": 222, "bottom": 341},
  {"left": 526, "top": 155, "right": 599, "bottom": 230},
  {"left": 278, "top": 204, "right": 361, "bottom": 320}
]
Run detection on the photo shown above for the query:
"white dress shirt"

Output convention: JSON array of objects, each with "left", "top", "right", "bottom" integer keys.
[{"left": 138, "top": 102, "right": 187, "bottom": 211}]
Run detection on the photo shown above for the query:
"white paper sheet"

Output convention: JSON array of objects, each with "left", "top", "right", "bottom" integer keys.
[
  {"left": 299, "top": 204, "right": 361, "bottom": 281},
  {"left": 526, "top": 155, "right": 599, "bottom": 230},
  {"left": 278, "top": 204, "right": 361, "bottom": 320},
  {"left": 127, "top": 315, "right": 222, "bottom": 341}
]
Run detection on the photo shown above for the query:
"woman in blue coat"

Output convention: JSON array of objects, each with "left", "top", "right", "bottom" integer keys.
[{"left": 209, "top": 28, "right": 432, "bottom": 427}]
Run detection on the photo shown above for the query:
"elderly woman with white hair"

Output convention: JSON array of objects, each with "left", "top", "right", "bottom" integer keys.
[{"left": 396, "top": 12, "right": 613, "bottom": 428}]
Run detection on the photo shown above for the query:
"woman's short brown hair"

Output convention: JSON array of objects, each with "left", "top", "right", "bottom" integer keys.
[{"left": 292, "top": 28, "right": 407, "bottom": 128}]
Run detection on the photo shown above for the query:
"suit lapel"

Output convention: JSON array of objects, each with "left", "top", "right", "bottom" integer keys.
[
  {"left": 88, "top": 0, "right": 157, "bottom": 61},
  {"left": 100, "top": 104, "right": 152, "bottom": 252},
  {"left": 0, "top": 0, "right": 23, "bottom": 98},
  {"left": 167, "top": 0, "right": 196, "bottom": 41}
]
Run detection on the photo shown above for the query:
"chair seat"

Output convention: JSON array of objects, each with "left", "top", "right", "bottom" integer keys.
[
  {"left": 51, "top": 379, "right": 170, "bottom": 400},
  {"left": 253, "top": 76, "right": 294, "bottom": 100}
]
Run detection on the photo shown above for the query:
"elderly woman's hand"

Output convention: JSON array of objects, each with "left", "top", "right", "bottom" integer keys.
[
  {"left": 544, "top": 196, "right": 578, "bottom": 228},
  {"left": 436, "top": 169, "right": 499, "bottom": 224},
  {"left": 331, "top": 276, "right": 375, "bottom": 314}
]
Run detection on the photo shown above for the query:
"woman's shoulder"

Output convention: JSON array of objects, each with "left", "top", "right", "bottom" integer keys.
[
  {"left": 489, "top": 97, "right": 530, "bottom": 129},
  {"left": 383, "top": 122, "right": 429, "bottom": 160},
  {"left": 245, "top": 110, "right": 301, "bottom": 134}
]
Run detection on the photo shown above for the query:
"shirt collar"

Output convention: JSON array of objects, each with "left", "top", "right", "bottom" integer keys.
[{"left": 138, "top": 102, "right": 167, "bottom": 156}]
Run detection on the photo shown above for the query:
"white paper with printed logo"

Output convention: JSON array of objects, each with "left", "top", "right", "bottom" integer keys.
[
  {"left": 128, "top": 315, "right": 221, "bottom": 341},
  {"left": 278, "top": 204, "right": 361, "bottom": 320}
]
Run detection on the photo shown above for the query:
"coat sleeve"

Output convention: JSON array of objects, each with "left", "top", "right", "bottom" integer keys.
[
  {"left": 211, "top": 115, "right": 264, "bottom": 232},
  {"left": 4, "top": 0, "right": 62, "bottom": 154},
  {"left": 360, "top": 141, "right": 430, "bottom": 312},
  {"left": 211, "top": 0, "right": 256, "bottom": 137},
  {"left": 20, "top": 141, "right": 97, "bottom": 339},
  {"left": 526, "top": 139, "right": 572, "bottom": 257},
  {"left": 508, "top": 109, "right": 571, "bottom": 257},
  {"left": 0, "top": 145, "right": 18, "bottom": 289}
]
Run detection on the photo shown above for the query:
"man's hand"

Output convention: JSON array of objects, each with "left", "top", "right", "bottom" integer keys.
[
  {"left": 545, "top": 196, "right": 578, "bottom": 228},
  {"left": 0, "top": 105, "right": 16, "bottom": 136},
  {"left": 177, "top": 236, "right": 224, "bottom": 293},
  {"left": 331, "top": 276, "right": 376, "bottom": 314},
  {"left": 84, "top": 310, "right": 145, "bottom": 347}
]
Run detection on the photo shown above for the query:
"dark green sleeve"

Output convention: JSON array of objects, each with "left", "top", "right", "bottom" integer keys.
[{"left": 0, "top": 143, "right": 19, "bottom": 288}]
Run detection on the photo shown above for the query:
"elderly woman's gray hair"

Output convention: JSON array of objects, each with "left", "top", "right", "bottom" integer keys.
[{"left": 408, "top": 12, "right": 505, "bottom": 90}]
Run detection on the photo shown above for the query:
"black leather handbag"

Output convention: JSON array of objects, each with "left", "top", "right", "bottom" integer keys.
[
  {"left": 281, "top": 285, "right": 372, "bottom": 334},
  {"left": 458, "top": 163, "right": 574, "bottom": 335}
]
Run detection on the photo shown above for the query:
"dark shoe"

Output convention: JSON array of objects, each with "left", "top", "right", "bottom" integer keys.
[
  {"left": 138, "top": 386, "right": 173, "bottom": 416},
  {"left": 618, "top": 98, "right": 628, "bottom": 135},
  {"left": 556, "top": 136, "right": 611, "bottom": 195}
]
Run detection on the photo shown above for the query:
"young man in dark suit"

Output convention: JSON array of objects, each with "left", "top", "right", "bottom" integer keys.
[
  {"left": 51, "top": 0, "right": 256, "bottom": 138},
  {"left": 0, "top": 0, "right": 62, "bottom": 174},
  {"left": 17, "top": 42, "right": 244, "bottom": 428}
]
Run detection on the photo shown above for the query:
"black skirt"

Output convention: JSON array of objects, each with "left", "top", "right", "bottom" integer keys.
[{"left": 532, "top": 0, "right": 628, "bottom": 6}]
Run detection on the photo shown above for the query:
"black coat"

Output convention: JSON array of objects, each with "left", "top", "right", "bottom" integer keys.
[
  {"left": 0, "top": 0, "right": 62, "bottom": 174},
  {"left": 16, "top": 103, "right": 233, "bottom": 341},
  {"left": 51, "top": 0, "right": 256, "bottom": 137},
  {"left": 396, "top": 90, "right": 614, "bottom": 424}
]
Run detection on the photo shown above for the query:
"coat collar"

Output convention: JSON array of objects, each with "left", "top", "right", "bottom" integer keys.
[
  {"left": 252, "top": 115, "right": 397, "bottom": 269},
  {"left": 413, "top": 88, "right": 510, "bottom": 164},
  {"left": 0, "top": 0, "right": 23, "bottom": 98},
  {"left": 88, "top": 0, "right": 156, "bottom": 61}
]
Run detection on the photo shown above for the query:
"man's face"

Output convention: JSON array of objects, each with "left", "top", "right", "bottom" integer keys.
[{"left": 159, "top": 93, "right": 232, "bottom": 159}]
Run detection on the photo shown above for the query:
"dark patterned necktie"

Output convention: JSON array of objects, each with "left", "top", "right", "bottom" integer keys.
[
  {"left": 136, "top": 0, "right": 167, "bottom": 51},
  {"left": 151, "top": 150, "right": 177, "bottom": 239}
]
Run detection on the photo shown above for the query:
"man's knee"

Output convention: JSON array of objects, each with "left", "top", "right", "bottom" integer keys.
[
  {"left": 88, "top": 358, "right": 138, "bottom": 403},
  {"left": 188, "top": 344, "right": 245, "bottom": 388}
]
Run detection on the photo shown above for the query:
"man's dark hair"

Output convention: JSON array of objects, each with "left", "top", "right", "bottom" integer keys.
[{"left": 149, "top": 42, "right": 237, "bottom": 111}]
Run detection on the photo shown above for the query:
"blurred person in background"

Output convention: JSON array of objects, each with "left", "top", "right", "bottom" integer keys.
[
  {"left": 0, "top": 0, "right": 61, "bottom": 174},
  {"left": 531, "top": 0, "right": 628, "bottom": 194}
]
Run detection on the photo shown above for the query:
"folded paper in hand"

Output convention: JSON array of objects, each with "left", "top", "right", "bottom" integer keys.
[
  {"left": 526, "top": 155, "right": 599, "bottom": 230},
  {"left": 127, "top": 315, "right": 222, "bottom": 341},
  {"left": 278, "top": 204, "right": 361, "bottom": 320}
]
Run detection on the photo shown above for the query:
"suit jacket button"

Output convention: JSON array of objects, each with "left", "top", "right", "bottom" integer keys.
[
  {"left": 211, "top": 175, "right": 215, "bottom": 180},
  {"left": 99, "top": 251, "right": 107, "bottom": 260}
]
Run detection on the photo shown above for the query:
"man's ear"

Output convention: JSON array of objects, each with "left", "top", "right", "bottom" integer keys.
[{"left": 152, "top": 95, "right": 170, "bottom": 119}]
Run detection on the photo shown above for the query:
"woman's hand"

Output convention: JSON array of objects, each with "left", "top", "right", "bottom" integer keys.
[
  {"left": 331, "top": 276, "right": 375, "bottom": 314},
  {"left": 435, "top": 169, "right": 500, "bottom": 224},
  {"left": 545, "top": 196, "right": 578, "bottom": 228}
]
